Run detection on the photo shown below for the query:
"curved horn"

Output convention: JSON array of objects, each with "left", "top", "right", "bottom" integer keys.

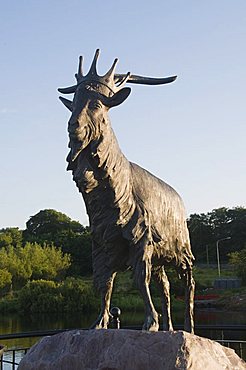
[
  {"left": 58, "top": 85, "right": 77, "bottom": 94},
  {"left": 116, "top": 72, "right": 131, "bottom": 88},
  {"left": 114, "top": 74, "right": 177, "bottom": 85}
]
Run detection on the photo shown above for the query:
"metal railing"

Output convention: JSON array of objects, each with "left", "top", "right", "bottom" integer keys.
[
  {"left": 216, "top": 340, "right": 245, "bottom": 360},
  {"left": 0, "top": 348, "right": 28, "bottom": 370},
  {"left": 0, "top": 325, "right": 245, "bottom": 369}
]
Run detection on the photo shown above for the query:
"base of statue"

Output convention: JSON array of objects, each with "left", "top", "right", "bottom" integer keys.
[{"left": 18, "top": 329, "right": 245, "bottom": 370}]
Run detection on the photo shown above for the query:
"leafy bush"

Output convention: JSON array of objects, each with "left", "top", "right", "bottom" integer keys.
[
  {"left": 23, "top": 209, "right": 92, "bottom": 276},
  {"left": 0, "top": 269, "right": 12, "bottom": 293},
  {"left": 18, "top": 278, "right": 99, "bottom": 313},
  {"left": 59, "top": 277, "right": 98, "bottom": 312},
  {"left": 229, "top": 248, "right": 246, "bottom": 284},
  {"left": 0, "top": 243, "right": 71, "bottom": 290},
  {"left": 0, "top": 227, "right": 22, "bottom": 248},
  {"left": 18, "top": 280, "right": 60, "bottom": 313},
  {"left": 28, "top": 243, "right": 71, "bottom": 280},
  {"left": 0, "top": 297, "right": 19, "bottom": 313}
]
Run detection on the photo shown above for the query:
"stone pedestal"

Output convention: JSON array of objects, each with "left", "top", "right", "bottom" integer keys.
[{"left": 18, "top": 329, "right": 246, "bottom": 370}]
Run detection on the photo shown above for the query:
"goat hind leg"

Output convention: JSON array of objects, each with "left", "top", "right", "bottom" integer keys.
[
  {"left": 180, "top": 266, "right": 195, "bottom": 333},
  {"left": 153, "top": 266, "right": 173, "bottom": 331}
]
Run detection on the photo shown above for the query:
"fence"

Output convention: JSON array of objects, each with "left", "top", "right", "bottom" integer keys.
[{"left": 0, "top": 325, "right": 245, "bottom": 369}]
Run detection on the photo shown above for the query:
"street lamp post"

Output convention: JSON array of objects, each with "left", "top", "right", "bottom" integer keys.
[
  {"left": 216, "top": 237, "right": 231, "bottom": 277},
  {"left": 206, "top": 245, "right": 209, "bottom": 268}
]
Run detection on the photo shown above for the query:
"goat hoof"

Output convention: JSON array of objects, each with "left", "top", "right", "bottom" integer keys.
[
  {"left": 90, "top": 315, "right": 109, "bottom": 329},
  {"left": 142, "top": 316, "right": 159, "bottom": 332}
]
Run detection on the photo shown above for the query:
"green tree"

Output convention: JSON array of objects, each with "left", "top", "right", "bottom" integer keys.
[
  {"left": 0, "top": 227, "right": 23, "bottom": 248},
  {"left": 188, "top": 207, "right": 246, "bottom": 263},
  {"left": 0, "top": 269, "right": 12, "bottom": 292},
  {"left": 187, "top": 213, "right": 213, "bottom": 262},
  {"left": 226, "top": 207, "right": 246, "bottom": 251},
  {"left": 24, "top": 209, "right": 84, "bottom": 241},
  {"left": 0, "top": 243, "right": 71, "bottom": 289},
  {"left": 228, "top": 247, "right": 246, "bottom": 285},
  {"left": 23, "top": 209, "right": 92, "bottom": 276},
  {"left": 207, "top": 207, "right": 246, "bottom": 260},
  {"left": 61, "top": 230, "right": 92, "bottom": 276},
  {"left": 0, "top": 246, "right": 31, "bottom": 289},
  {"left": 23, "top": 242, "right": 71, "bottom": 281}
]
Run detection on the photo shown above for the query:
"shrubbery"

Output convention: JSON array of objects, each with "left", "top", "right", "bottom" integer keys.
[
  {"left": 59, "top": 277, "right": 98, "bottom": 312},
  {"left": 229, "top": 247, "right": 246, "bottom": 285},
  {"left": 0, "top": 269, "right": 12, "bottom": 291},
  {"left": 23, "top": 209, "right": 92, "bottom": 276},
  {"left": 18, "top": 278, "right": 99, "bottom": 313},
  {"left": 0, "top": 243, "right": 71, "bottom": 292},
  {"left": 18, "top": 280, "right": 59, "bottom": 313}
]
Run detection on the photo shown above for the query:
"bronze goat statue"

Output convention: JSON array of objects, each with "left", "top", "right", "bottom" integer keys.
[{"left": 58, "top": 50, "right": 195, "bottom": 332}]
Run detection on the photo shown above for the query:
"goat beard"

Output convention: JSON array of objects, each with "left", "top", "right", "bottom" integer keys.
[{"left": 66, "top": 122, "right": 96, "bottom": 170}]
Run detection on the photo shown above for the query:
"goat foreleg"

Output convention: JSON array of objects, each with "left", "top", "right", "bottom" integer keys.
[{"left": 90, "top": 271, "right": 117, "bottom": 329}]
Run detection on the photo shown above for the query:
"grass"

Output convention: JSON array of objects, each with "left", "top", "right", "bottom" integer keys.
[{"left": 193, "top": 266, "right": 235, "bottom": 290}]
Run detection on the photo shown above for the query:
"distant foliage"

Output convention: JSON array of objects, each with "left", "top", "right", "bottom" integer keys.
[
  {"left": 59, "top": 277, "right": 98, "bottom": 312},
  {"left": 0, "top": 227, "right": 23, "bottom": 248},
  {"left": 188, "top": 207, "right": 246, "bottom": 263},
  {"left": 18, "top": 278, "right": 99, "bottom": 313},
  {"left": 28, "top": 243, "right": 71, "bottom": 280},
  {"left": 18, "top": 280, "right": 59, "bottom": 312},
  {"left": 0, "top": 269, "right": 12, "bottom": 291},
  {"left": 0, "top": 243, "right": 71, "bottom": 290},
  {"left": 1, "top": 210, "right": 92, "bottom": 279},
  {"left": 2, "top": 206, "right": 244, "bottom": 279},
  {"left": 24, "top": 209, "right": 84, "bottom": 239},
  {"left": 228, "top": 247, "right": 246, "bottom": 285},
  {"left": 23, "top": 209, "right": 92, "bottom": 276}
]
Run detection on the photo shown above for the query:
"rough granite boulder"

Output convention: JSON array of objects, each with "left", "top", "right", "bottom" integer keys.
[{"left": 18, "top": 329, "right": 246, "bottom": 370}]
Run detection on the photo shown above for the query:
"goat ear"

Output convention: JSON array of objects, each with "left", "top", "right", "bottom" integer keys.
[
  {"left": 103, "top": 88, "right": 131, "bottom": 108},
  {"left": 59, "top": 97, "right": 73, "bottom": 111}
]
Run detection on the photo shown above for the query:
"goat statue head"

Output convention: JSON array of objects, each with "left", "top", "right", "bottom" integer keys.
[{"left": 58, "top": 49, "right": 177, "bottom": 166}]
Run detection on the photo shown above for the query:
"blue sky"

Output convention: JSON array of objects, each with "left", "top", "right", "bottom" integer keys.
[{"left": 0, "top": 1, "right": 245, "bottom": 229}]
